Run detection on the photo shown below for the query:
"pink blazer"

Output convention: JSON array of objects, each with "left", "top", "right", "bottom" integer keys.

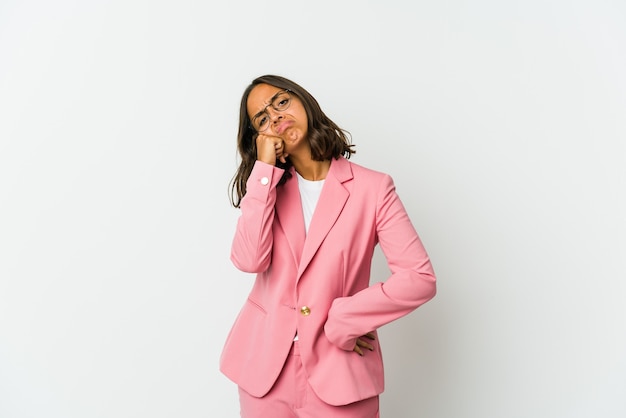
[{"left": 220, "top": 156, "right": 436, "bottom": 406}]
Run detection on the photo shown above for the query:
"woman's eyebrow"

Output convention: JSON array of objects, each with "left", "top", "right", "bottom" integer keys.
[{"left": 252, "top": 90, "right": 284, "bottom": 121}]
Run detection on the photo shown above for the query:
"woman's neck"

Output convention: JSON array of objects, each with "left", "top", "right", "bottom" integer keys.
[{"left": 290, "top": 154, "right": 330, "bottom": 181}]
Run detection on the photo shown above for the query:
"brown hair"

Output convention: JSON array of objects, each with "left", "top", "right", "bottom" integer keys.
[{"left": 229, "top": 75, "right": 355, "bottom": 207}]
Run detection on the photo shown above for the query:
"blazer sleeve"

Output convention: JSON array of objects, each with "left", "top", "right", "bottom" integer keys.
[
  {"left": 230, "top": 161, "right": 284, "bottom": 273},
  {"left": 324, "top": 173, "right": 437, "bottom": 350}
]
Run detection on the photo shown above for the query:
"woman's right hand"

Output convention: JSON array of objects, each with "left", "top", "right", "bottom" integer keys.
[
  {"left": 256, "top": 133, "right": 287, "bottom": 165},
  {"left": 353, "top": 332, "right": 376, "bottom": 356}
]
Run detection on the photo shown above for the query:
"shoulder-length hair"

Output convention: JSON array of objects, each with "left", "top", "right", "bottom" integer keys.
[{"left": 229, "top": 74, "right": 355, "bottom": 208}]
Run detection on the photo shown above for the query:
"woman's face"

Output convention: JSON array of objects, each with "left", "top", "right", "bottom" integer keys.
[{"left": 247, "top": 84, "right": 308, "bottom": 151}]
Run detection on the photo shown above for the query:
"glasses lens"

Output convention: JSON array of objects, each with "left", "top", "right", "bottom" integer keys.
[
  {"left": 255, "top": 114, "right": 269, "bottom": 132},
  {"left": 272, "top": 91, "right": 291, "bottom": 111}
]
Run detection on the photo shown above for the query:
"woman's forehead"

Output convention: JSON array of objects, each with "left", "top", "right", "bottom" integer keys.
[{"left": 247, "top": 84, "right": 283, "bottom": 115}]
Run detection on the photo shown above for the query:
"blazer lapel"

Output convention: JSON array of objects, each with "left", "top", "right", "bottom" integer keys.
[
  {"left": 297, "top": 157, "right": 353, "bottom": 278},
  {"left": 275, "top": 168, "right": 306, "bottom": 267}
]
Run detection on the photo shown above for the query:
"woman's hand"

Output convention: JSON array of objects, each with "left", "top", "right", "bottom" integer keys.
[
  {"left": 353, "top": 332, "right": 376, "bottom": 356},
  {"left": 256, "top": 133, "right": 288, "bottom": 165}
]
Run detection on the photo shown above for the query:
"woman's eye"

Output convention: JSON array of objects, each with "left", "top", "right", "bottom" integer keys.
[
  {"left": 277, "top": 98, "right": 289, "bottom": 108},
  {"left": 258, "top": 116, "right": 268, "bottom": 127}
]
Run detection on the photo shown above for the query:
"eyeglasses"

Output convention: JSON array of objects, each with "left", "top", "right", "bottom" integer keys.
[{"left": 250, "top": 89, "right": 292, "bottom": 132}]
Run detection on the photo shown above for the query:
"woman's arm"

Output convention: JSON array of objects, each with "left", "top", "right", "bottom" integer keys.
[
  {"left": 324, "top": 174, "right": 437, "bottom": 350},
  {"left": 230, "top": 161, "right": 284, "bottom": 273}
]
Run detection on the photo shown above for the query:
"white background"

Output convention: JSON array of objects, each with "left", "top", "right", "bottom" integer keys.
[{"left": 1, "top": 1, "right": 624, "bottom": 417}]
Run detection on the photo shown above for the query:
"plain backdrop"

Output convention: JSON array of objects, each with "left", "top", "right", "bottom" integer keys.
[{"left": 1, "top": 1, "right": 625, "bottom": 417}]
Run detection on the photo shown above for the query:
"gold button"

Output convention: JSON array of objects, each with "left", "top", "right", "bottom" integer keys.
[{"left": 300, "top": 306, "right": 311, "bottom": 316}]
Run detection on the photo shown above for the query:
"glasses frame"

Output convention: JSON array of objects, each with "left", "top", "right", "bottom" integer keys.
[{"left": 250, "top": 89, "right": 292, "bottom": 133}]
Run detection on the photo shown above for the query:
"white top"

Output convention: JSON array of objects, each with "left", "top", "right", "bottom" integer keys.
[{"left": 296, "top": 171, "right": 325, "bottom": 234}]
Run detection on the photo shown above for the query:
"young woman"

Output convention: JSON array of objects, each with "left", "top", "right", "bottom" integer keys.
[{"left": 220, "top": 74, "right": 436, "bottom": 418}]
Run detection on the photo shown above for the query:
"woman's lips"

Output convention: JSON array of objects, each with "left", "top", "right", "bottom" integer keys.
[{"left": 276, "top": 120, "right": 293, "bottom": 135}]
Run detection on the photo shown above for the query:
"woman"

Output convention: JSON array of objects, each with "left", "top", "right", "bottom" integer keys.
[{"left": 220, "top": 74, "right": 436, "bottom": 417}]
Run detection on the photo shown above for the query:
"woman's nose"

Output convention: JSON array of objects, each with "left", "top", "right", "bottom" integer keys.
[{"left": 267, "top": 108, "right": 284, "bottom": 123}]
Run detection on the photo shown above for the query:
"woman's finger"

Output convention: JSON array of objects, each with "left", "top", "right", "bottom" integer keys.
[
  {"left": 353, "top": 345, "right": 364, "bottom": 356},
  {"left": 275, "top": 141, "right": 287, "bottom": 164},
  {"left": 357, "top": 338, "right": 374, "bottom": 352}
]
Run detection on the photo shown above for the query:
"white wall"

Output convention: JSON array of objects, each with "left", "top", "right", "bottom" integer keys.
[{"left": 1, "top": 1, "right": 624, "bottom": 417}]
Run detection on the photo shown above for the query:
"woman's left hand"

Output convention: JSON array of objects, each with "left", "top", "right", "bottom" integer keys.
[{"left": 353, "top": 332, "right": 376, "bottom": 356}]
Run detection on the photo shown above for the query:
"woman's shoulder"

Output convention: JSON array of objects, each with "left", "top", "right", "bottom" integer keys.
[{"left": 342, "top": 157, "right": 392, "bottom": 181}]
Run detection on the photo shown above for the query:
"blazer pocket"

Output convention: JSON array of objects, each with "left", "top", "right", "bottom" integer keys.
[{"left": 246, "top": 297, "right": 267, "bottom": 315}]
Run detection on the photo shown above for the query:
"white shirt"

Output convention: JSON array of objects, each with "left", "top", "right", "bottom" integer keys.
[{"left": 296, "top": 172, "right": 325, "bottom": 234}]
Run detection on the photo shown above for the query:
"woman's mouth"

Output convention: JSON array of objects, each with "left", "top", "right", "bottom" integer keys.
[{"left": 276, "top": 120, "right": 293, "bottom": 135}]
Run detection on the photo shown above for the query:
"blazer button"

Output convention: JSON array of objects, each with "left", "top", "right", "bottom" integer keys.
[
  {"left": 260, "top": 176, "right": 269, "bottom": 185},
  {"left": 300, "top": 306, "right": 311, "bottom": 316}
]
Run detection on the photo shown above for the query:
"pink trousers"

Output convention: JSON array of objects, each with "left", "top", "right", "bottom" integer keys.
[{"left": 238, "top": 341, "right": 380, "bottom": 418}]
